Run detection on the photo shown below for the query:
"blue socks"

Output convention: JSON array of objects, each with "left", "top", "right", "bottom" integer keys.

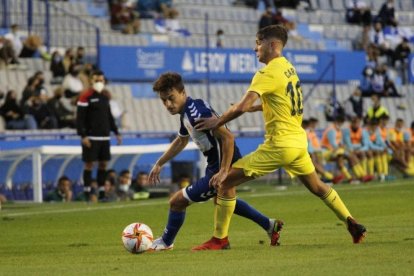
[
  {"left": 162, "top": 210, "right": 185, "bottom": 246},
  {"left": 234, "top": 198, "right": 270, "bottom": 231}
]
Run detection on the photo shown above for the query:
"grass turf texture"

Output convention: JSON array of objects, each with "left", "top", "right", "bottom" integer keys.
[{"left": 1, "top": 180, "right": 413, "bottom": 275}]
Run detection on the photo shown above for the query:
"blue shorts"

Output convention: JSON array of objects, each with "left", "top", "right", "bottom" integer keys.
[{"left": 183, "top": 167, "right": 216, "bottom": 203}]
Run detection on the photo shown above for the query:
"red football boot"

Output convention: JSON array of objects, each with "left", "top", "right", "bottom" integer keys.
[{"left": 192, "top": 237, "right": 230, "bottom": 251}]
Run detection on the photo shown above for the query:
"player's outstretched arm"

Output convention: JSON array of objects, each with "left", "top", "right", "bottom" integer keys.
[
  {"left": 148, "top": 135, "right": 189, "bottom": 185},
  {"left": 195, "top": 91, "right": 260, "bottom": 131},
  {"left": 209, "top": 125, "right": 235, "bottom": 189}
]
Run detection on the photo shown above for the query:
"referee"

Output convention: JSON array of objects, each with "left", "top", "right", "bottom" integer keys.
[{"left": 76, "top": 70, "right": 122, "bottom": 201}]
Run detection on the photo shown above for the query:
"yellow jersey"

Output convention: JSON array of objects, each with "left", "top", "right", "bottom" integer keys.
[{"left": 247, "top": 56, "right": 307, "bottom": 148}]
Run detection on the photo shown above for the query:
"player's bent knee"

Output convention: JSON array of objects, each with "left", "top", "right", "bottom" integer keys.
[{"left": 169, "top": 192, "right": 189, "bottom": 211}]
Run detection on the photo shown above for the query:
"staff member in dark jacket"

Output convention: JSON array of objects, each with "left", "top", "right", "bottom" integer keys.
[{"left": 77, "top": 70, "right": 122, "bottom": 201}]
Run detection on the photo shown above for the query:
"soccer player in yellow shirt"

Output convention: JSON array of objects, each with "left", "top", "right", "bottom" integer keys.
[{"left": 193, "top": 25, "right": 366, "bottom": 250}]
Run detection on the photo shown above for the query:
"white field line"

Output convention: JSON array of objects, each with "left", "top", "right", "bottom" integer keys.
[{"left": 1, "top": 182, "right": 409, "bottom": 218}]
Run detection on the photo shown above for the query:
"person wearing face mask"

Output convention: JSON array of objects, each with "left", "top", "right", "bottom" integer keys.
[
  {"left": 77, "top": 70, "right": 122, "bottom": 202},
  {"left": 116, "top": 169, "right": 133, "bottom": 201},
  {"left": 343, "top": 87, "right": 364, "bottom": 120}
]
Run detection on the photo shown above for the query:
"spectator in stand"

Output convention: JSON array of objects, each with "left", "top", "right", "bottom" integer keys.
[
  {"left": 50, "top": 50, "right": 66, "bottom": 84},
  {"left": 45, "top": 176, "right": 73, "bottom": 202},
  {"left": 365, "top": 94, "right": 389, "bottom": 121},
  {"left": 62, "top": 48, "right": 75, "bottom": 74},
  {"left": 273, "top": 0, "right": 299, "bottom": 9},
  {"left": 20, "top": 76, "right": 40, "bottom": 107},
  {"left": 376, "top": 0, "right": 397, "bottom": 28},
  {"left": 343, "top": 86, "right": 364, "bottom": 119},
  {"left": 346, "top": 0, "right": 372, "bottom": 26},
  {"left": 0, "top": 36, "right": 20, "bottom": 66},
  {"left": 392, "top": 37, "right": 411, "bottom": 84},
  {"left": 110, "top": 0, "right": 140, "bottom": 34},
  {"left": 0, "top": 90, "right": 37, "bottom": 130},
  {"left": 131, "top": 171, "right": 150, "bottom": 200},
  {"left": 62, "top": 64, "right": 84, "bottom": 99},
  {"left": 272, "top": 10, "right": 301, "bottom": 40},
  {"left": 369, "top": 22, "right": 394, "bottom": 61},
  {"left": 75, "top": 46, "right": 85, "bottom": 65},
  {"left": 216, "top": 29, "right": 224, "bottom": 48},
  {"left": 19, "top": 34, "right": 50, "bottom": 60},
  {"left": 158, "top": 0, "right": 178, "bottom": 18},
  {"left": 259, "top": 7, "right": 275, "bottom": 30},
  {"left": 370, "top": 64, "right": 400, "bottom": 97},
  {"left": 136, "top": 0, "right": 158, "bottom": 18},
  {"left": 4, "top": 24, "right": 23, "bottom": 57},
  {"left": 47, "top": 87, "right": 75, "bottom": 128},
  {"left": 117, "top": 169, "right": 133, "bottom": 201},
  {"left": 25, "top": 94, "right": 58, "bottom": 129}
]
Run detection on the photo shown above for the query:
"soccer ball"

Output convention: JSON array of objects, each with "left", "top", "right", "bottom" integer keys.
[{"left": 121, "top": 222, "right": 154, "bottom": 254}]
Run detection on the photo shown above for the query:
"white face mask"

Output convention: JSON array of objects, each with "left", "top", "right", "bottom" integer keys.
[
  {"left": 119, "top": 184, "right": 129, "bottom": 192},
  {"left": 93, "top": 81, "right": 105, "bottom": 93}
]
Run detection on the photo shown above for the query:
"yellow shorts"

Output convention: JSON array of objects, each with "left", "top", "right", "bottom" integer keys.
[{"left": 232, "top": 142, "right": 315, "bottom": 178}]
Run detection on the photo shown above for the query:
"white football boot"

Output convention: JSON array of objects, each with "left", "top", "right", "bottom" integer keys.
[{"left": 148, "top": 237, "right": 174, "bottom": 252}]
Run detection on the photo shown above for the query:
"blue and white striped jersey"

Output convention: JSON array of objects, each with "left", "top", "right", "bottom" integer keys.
[{"left": 178, "top": 97, "right": 241, "bottom": 170}]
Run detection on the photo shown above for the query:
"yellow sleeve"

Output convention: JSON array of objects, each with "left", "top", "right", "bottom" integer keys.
[{"left": 247, "top": 71, "right": 275, "bottom": 96}]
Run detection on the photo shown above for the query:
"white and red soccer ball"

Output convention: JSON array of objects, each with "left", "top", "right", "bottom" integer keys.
[{"left": 121, "top": 222, "right": 153, "bottom": 254}]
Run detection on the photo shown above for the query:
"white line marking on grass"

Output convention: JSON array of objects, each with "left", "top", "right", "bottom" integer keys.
[{"left": 2, "top": 182, "right": 409, "bottom": 218}]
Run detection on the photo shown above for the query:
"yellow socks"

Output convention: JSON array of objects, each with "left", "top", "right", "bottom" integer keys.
[
  {"left": 341, "top": 167, "right": 352, "bottom": 180},
  {"left": 352, "top": 164, "right": 365, "bottom": 178},
  {"left": 361, "top": 159, "right": 368, "bottom": 175},
  {"left": 382, "top": 153, "right": 389, "bottom": 176},
  {"left": 321, "top": 187, "right": 351, "bottom": 223},
  {"left": 367, "top": 158, "right": 375, "bottom": 175},
  {"left": 214, "top": 196, "right": 236, "bottom": 239},
  {"left": 375, "top": 156, "right": 383, "bottom": 174}
]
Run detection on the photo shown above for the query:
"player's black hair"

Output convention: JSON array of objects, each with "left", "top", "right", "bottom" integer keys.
[
  {"left": 153, "top": 72, "right": 185, "bottom": 94},
  {"left": 120, "top": 170, "right": 130, "bottom": 177},
  {"left": 309, "top": 117, "right": 318, "bottom": 123},
  {"left": 256, "top": 24, "right": 288, "bottom": 46}
]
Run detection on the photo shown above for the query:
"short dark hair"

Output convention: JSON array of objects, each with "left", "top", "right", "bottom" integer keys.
[
  {"left": 334, "top": 115, "right": 346, "bottom": 123},
  {"left": 90, "top": 69, "right": 104, "bottom": 79},
  {"left": 120, "top": 170, "right": 130, "bottom": 177},
  {"left": 309, "top": 117, "right": 318, "bottom": 123},
  {"left": 257, "top": 24, "right": 288, "bottom": 46},
  {"left": 153, "top": 72, "right": 185, "bottom": 94},
  {"left": 58, "top": 176, "right": 71, "bottom": 185}
]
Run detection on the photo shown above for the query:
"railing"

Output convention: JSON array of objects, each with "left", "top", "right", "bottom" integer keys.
[{"left": 0, "top": 0, "right": 100, "bottom": 65}]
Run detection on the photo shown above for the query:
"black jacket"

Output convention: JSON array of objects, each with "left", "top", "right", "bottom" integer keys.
[{"left": 76, "top": 88, "right": 119, "bottom": 138}]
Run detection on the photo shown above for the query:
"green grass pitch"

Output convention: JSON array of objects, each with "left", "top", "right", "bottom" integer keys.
[{"left": 1, "top": 180, "right": 413, "bottom": 275}]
